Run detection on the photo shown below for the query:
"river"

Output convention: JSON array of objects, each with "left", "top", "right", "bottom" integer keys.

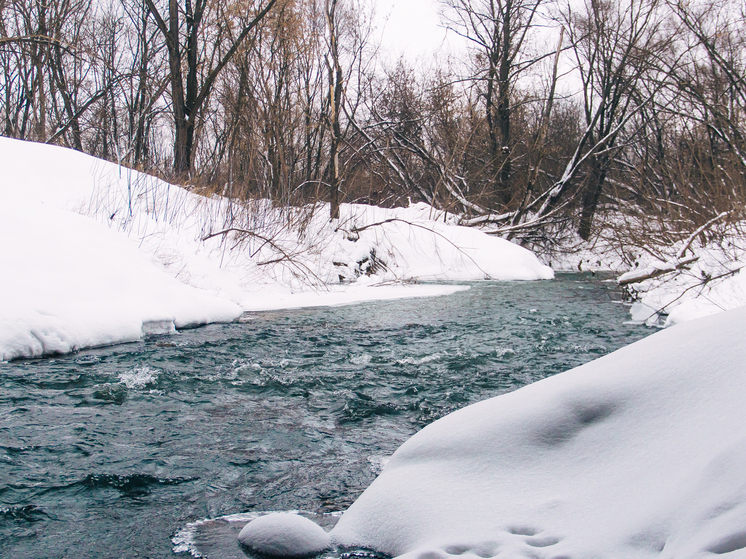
[{"left": 0, "top": 275, "right": 650, "bottom": 558}]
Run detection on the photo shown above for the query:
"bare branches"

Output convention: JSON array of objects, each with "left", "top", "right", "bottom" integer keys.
[
  {"left": 2, "top": 0, "right": 745, "bottom": 257},
  {"left": 618, "top": 255, "right": 700, "bottom": 286},
  {"left": 0, "top": 33, "right": 68, "bottom": 49},
  {"left": 143, "top": 0, "right": 279, "bottom": 175},
  {"left": 677, "top": 211, "right": 730, "bottom": 260}
]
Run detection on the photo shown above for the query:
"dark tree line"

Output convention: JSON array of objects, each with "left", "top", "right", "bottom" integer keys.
[{"left": 2, "top": 0, "right": 745, "bottom": 239}]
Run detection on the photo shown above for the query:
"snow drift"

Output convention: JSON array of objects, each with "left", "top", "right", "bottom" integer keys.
[
  {"left": 0, "top": 138, "right": 552, "bottom": 360},
  {"left": 0, "top": 199, "right": 241, "bottom": 360},
  {"left": 302, "top": 305, "right": 746, "bottom": 559}
]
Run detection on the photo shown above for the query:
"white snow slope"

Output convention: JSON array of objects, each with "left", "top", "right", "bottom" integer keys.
[
  {"left": 324, "top": 305, "right": 746, "bottom": 559},
  {"left": 0, "top": 138, "right": 552, "bottom": 360}
]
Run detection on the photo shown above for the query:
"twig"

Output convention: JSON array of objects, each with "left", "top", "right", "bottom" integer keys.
[
  {"left": 203, "top": 226, "right": 328, "bottom": 288},
  {"left": 202, "top": 227, "right": 286, "bottom": 255}
]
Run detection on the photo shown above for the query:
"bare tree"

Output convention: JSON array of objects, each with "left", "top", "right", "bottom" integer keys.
[
  {"left": 443, "top": 0, "right": 547, "bottom": 205},
  {"left": 142, "top": 0, "right": 278, "bottom": 177},
  {"left": 325, "top": 0, "right": 343, "bottom": 219},
  {"left": 569, "top": 0, "right": 670, "bottom": 239}
]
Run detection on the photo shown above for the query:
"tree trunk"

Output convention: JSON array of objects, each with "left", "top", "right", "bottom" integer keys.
[
  {"left": 497, "top": 0, "right": 512, "bottom": 202},
  {"left": 578, "top": 152, "right": 608, "bottom": 240},
  {"left": 328, "top": 64, "right": 342, "bottom": 220},
  {"left": 326, "top": 0, "right": 343, "bottom": 220}
]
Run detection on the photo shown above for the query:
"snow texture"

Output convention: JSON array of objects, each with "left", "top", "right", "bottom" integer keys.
[
  {"left": 0, "top": 137, "right": 552, "bottom": 360},
  {"left": 238, "top": 513, "right": 331, "bottom": 557},
  {"left": 0, "top": 197, "right": 241, "bottom": 360},
  {"left": 623, "top": 245, "right": 746, "bottom": 326},
  {"left": 328, "top": 305, "right": 746, "bottom": 559}
]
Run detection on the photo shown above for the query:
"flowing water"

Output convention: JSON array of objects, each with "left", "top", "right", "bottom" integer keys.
[{"left": 1, "top": 275, "right": 651, "bottom": 558}]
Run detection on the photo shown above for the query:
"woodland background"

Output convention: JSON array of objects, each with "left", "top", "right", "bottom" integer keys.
[{"left": 2, "top": 0, "right": 745, "bottom": 252}]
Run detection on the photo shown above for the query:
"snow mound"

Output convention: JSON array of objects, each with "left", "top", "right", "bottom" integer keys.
[
  {"left": 330, "top": 204, "right": 554, "bottom": 283},
  {"left": 0, "top": 138, "right": 552, "bottom": 359},
  {"left": 329, "top": 305, "right": 746, "bottom": 559},
  {"left": 0, "top": 198, "right": 241, "bottom": 361},
  {"left": 238, "top": 513, "right": 331, "bottom": 557}
]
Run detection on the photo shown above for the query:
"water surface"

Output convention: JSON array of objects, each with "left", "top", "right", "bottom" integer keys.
[{"left": 0, "top": 275, "right": 650, "bottom": 558}]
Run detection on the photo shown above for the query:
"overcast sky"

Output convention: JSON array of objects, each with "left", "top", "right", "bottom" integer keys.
[{"left": 373, "top": 0, "right": 465, "bottom": 64}]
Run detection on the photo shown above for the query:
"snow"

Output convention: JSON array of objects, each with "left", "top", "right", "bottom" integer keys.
[
  {"left": 237, "top": 513, "right": 331, "bottom": 557},
  {"left": 323, "top": 305, "right": 746, "bottom": 559},
  {"left": 0, "top": 197, "right": 241, "bottom": 360},
  {"left": 0, "top": 138, "right": 552, "bottom": 360},
  {"left": 622, "top": 245, "right": 746, "bottom": 326},
  {"left": 536, "top": 221, "right": 746, "bottom": 327}
]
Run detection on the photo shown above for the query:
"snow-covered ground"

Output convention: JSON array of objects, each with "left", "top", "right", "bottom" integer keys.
[
  {"left": 621, "top": 243, "right": 746, "bottom": 326},
  {"left": 0, "top": 138, "right": 552, "bottom": 361},
  {"left": 544, "top": 224, "right": 746, "bottom": 327},
  {"left": 240, "top": 305, "right": 746, "bottom": 559}
]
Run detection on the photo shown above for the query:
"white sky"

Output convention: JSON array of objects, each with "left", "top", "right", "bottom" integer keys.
[
  {"left": 371, "top": 0, "right": 573, "bottom": 95},
  {"left": 373, "top": 0, "right": 464, "bottom": 64}
]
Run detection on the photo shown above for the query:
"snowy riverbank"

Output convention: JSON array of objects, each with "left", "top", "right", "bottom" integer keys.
[
  {"left": 544, "top": 225, "right": 746, "bottom": 327},
  {"left": 0, "top": 138, "right": 552, "bottom": 360},
  {"left": 3, "top": 137, "right": 744, "bottom": 360},
  {"left": 240, "top": 304, "right": 746, "bottom": 559}
]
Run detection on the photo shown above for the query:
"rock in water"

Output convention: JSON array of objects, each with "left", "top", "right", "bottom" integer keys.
[{"left": 238, "top": 513, "right": 332, "bottom": 557}]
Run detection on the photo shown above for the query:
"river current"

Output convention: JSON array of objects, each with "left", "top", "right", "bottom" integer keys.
[{"left": 1, "top": 275, "right": 650, "bottom": 558}]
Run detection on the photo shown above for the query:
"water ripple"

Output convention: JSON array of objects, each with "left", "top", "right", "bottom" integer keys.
[{"left": 0, "top": 275, "right": 650, "bottom": 558}]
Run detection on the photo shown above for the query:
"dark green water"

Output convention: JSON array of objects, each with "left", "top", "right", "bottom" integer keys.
[{"left": 0, "top": 276, "right": 650, "bottom": 558}]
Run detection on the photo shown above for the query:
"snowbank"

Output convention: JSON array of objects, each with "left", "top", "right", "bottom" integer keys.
[
  {"left": 0, "top": 199, "right": 241, "bottom": 361},
  {"left": 0, "top": 138, "right": 552, "bottom": 360},
  {"left": 536, "top": 221, "right": 746, "bottom": 326},
  {"left": 622, "top": 245, "right": 746, "bottom": 326},
  {"left": 323, "top": 305, "right": 746, "bottom": 559}
]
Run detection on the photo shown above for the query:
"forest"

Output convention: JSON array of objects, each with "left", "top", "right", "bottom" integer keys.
[{"left": 2, "top": 0, "right": 745, "bottom": 253}]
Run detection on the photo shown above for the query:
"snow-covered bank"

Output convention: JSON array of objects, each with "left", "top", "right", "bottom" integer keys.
[
  {"left": 239, "top": 305, "right": 746, "bottom": 559},
  {"left": 542, "top": 226, "right": 746, "bottom": 327},
  {"left": 621, "top": 243, "right": 746, "bottom": 326},
  {"left": 0, "top": 199, "right": 241, "bottom": 361},
  {"left": 0, "top": 138, "right": 551, "bottom": 360}
]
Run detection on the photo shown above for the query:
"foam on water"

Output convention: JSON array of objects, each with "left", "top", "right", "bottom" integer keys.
[
  {"left": 118, "top": 365, "right": 159, "bottom": 388},
  {"left": 350, "top": 353, "right": 372, "bottom": 366},
  {"left": 396, "top": 352, "right": 444, "bottom": 366},
  {"left": 494, "top": 347, "right": 516, "bottom": 358}
]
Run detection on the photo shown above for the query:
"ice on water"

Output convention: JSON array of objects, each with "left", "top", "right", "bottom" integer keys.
[{"left": 173, "top": 511, "right": 341, "bottom": 559}]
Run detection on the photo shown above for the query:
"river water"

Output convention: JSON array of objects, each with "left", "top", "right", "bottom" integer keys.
[{"left": 1, "top": 275, "right": 650, "bottom": 558}]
